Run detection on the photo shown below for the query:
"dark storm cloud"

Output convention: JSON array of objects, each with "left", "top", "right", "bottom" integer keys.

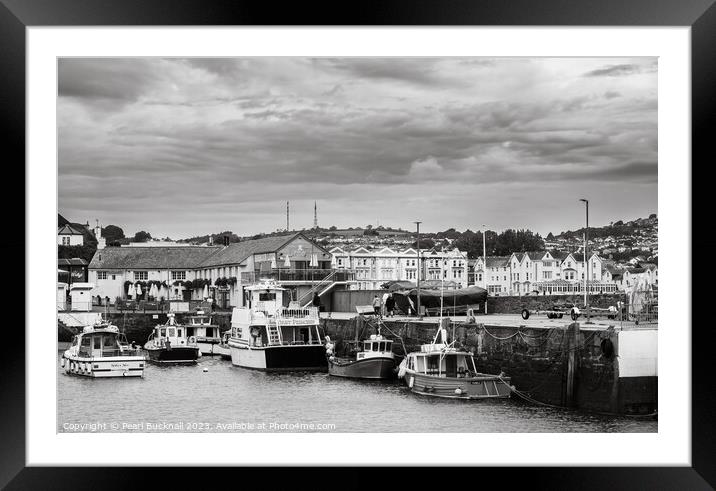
[
  {"left": 58, "top": 58, "right": 161, "bottom": 104},
  {"left": 58, "top": 57, "right": 657, "bottom": 237},
  {"left": 583, "top": 63, "right": 656, "bottom": 77}
]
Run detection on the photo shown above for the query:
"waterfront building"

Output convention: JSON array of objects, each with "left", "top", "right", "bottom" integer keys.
[
  {"left": 472, "top": 251, "right": 619, "bottom": 296},
  {"left": 88, "top": 233, "right": 340, "bottom": 308},
  {"left": 329, "top": 246, "right": 469, "bottom": 290}
]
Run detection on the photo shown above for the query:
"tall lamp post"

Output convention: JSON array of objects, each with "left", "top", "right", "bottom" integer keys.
[
  {"left": 482, "top": 225, "right": 487, "bottom": 314},
  {"left": 414, "top": 221, "right": 422, "bottom": 317},
  {"left": 579, "top": 198, "right": 590, "bottom": 323}
]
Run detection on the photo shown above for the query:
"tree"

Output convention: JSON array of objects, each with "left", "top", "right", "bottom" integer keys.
[
  {"left": 133, "top": 231, "right": 152, "bottom": 242},
  {"left": 546, "top": 232, "right": 554, "bottom": 240},
  {"left": 102, "top": 224, "right": 125, "bottom": 243}
]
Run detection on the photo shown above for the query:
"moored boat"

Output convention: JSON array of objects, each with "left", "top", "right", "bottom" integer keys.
[
  {"left": 61, "top": 322, "right": 145, "bottom": 378},
  {"left": 398, "top": 326, "right": 512, "bottom": 399},
  {"left": 144, "top": 313, "right": 201, "bottom": 364},
  {"left": 325, "top": 333, "right": 396, "bottom": 380},
  {"left": 184, "top": 310, "right": 223, "bottom": 356},
  {"left": 228, "top": 279, "right": 326, "bottom": 371}
]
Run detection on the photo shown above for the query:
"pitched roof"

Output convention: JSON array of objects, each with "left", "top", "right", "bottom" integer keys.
[
  {"left": 88, "top": 246, "right": 222, "bottom": 270},
  {"left": 58, "top": 258, "right": 88, "bottom": 266},
  {"left": 199, "top": 233, "right": 312, "bottom": 267},
  {"left": 58, "top": 224, "right": 85, "bottom": 235},
  {"left": 485, "top": 256, "right": 510, "bottom": 268}
]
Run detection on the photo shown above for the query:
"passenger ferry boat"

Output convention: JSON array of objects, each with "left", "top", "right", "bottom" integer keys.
[
  {"left": 61, "top": 322, "right": 145, "bottom": 378},
  {"left": 398, "top": 326, "right": 512, "bottom": 399},
  {"left": 144, "top": 313, "right": 201, "bottom": 364},
  {"left": 228, "top": 279, "right": 327, "bottom": 371},
  {"left": 325, "top": 331, "right": 396, "bottom": 379},
  {"left": 184, "top": 310, "right": 223, "bottom": 356}
]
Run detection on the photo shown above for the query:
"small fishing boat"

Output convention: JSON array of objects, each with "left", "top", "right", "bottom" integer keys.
[
  {"left": 325, "top": 329, "right": 396, "bottom": 380},
  {"left": 184, "top": 310, "right": 223, "bottom": 356},
  {"left": 61, "top": 322, "right": 145, "bottom": 378},
  {"left": 144, "top": 313, "right": 201, "bottom": 364},
  {"left": 398, "top": 326, "right": 512, "bottom": 399},
  {"left": 228, "top": 279, "right": 326, "bottom": 371}
]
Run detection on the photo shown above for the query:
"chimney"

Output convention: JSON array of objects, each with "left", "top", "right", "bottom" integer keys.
[
  {"left": 223, "top": 235, "right": 230, "bottom": 246},
  {"left": 209, "top": 235, "right": 213, "bottom": 245}
]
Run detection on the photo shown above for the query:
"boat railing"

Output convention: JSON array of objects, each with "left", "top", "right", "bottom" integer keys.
[{"left": 75, "top": 348, "right": 144, "bottom": 358}]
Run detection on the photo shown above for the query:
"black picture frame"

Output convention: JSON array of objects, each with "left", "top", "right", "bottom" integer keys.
[{"left": 3, "top": 0, "right": 711, "bottom": 488}]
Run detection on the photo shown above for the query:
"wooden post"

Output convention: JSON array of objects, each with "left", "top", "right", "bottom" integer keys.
[{"left": 565, "top": 322, "right": 580, "bottom": 407}]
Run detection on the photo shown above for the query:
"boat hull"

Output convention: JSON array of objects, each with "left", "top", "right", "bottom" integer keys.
[
  {"left": 62, "top": 354, "right": 145, "bottom": 378},
  {"left": 197, "top": 340, "right": 224, "bottom": 356},
  {"left": 404, "top": 371, "right": 512, "bottom": 399},
  {"left": 328, "top": 356, "right": 396, "bottom": 379},
  {"left": 229, "top": 344, "right": 327, "bottom": 372},
  {"left": 145, "top": 346, "right": 199, "bottom": 364}
]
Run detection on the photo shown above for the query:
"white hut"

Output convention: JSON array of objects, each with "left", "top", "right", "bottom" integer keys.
[{"left": 69, "top": 282, "right": 95, "bottom": 311}]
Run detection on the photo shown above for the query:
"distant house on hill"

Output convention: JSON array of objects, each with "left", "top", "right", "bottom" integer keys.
[{"left": 58, "top": 223, "right": 86, "bottom": 246}]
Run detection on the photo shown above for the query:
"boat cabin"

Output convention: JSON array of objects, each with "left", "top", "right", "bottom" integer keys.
[
  {"left": 185, "top": 312, "right": 219, "bottom": 341},
  {"left": 70, "top": 326, "right": 137, "bottom": 358},
  {"left": 406, "top": 350, "right": 477, "bottom": 378},
  {"left": 149, "top": 313, "right": 192, "bottom": 348},
  {"left": 231, "top": 279, "right": 322, "bottom": 347},
  {"left": 357, "top": 336, "right": 394, "bottom": 360}
]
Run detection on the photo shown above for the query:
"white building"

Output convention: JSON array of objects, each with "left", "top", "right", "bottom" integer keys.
[
  {"left": 330, "top": 246, "right": 469, "bottom": 290},
  {"left": 88, "top": 233, "right": 335, "bottom": 308},
  {"left": 471, "top": 251, "right": 619, "bottom": 296},
  {"left": 58, "top": 223, "right": 85, "bottom": 246}
]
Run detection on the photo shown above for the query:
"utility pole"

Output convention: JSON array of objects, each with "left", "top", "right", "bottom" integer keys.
[
  {"left": 414, "top": 221, "right": 422, "bottom": 317},
  {"left": 580, "top": 198, "right": 590, "bottom": 322},
  {"left": 482, "top": 225, "right": 487, "bottom": 314}
]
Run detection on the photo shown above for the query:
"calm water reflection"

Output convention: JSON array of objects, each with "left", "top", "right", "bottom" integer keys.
[{"left": 57, "top": 352, "right": 656, "bottom": 433}]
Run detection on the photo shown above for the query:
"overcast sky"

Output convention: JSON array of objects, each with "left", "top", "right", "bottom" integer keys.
[{"left": 58, "top": 57, "right": 657, "bottom": 239}]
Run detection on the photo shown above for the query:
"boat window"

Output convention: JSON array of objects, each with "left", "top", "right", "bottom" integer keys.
[
  {"left": 259, "top": 292, "right": 276, "bottom": 301},
  {"left": 364, "top": 342, "right": 371, "bottom": 351},
  {"left": 81, "top": 336, "right": 91, "bottom": 349},
  {"left": 71, "top": 336, "right": 78, "bottom": 347},
  {"left": 168, "top": 328, "right": 175, "bottom": 337},
  {"left": 177, "top": 328, "right": 182, "bottom": 337},
  {"left": 93, "top": 336, "right": 101, "bottom": 349},
  {"left": 102, "top": 334, "right": 115, "bottom": 349},
  {"left": 160, "top": 328, "right": 166, "bottom": 337},
  {"left": 415, "top": 356, "right": 425, "bottom": 373},
  {"left": 379, "top": 342, "right": 386, "bottom": 352},
  {"left": 427, "top": 355, "right": 440, "bottom": 373}
]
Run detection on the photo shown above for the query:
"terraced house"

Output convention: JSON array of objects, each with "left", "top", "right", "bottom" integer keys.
[
  {"left": 472, "top": 251, "right": 619, "bottom": 296},
  {"left": 329, "top": 246, "right": 469, "bottom": 290},
  {"left": 88, "top": 233, "right": 339, "bottom": 309}
]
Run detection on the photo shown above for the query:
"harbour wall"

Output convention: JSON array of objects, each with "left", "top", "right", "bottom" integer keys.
[
  {"left": 320, "top": 316, "right": 656, "bottom": 415},
  {"left": 327, "top": 290, "right": 626, "bottom": 314}
]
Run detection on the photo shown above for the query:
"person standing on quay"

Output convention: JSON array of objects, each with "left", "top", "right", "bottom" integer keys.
[
  {"left": 385, "top": 293, "right": 396, "bottom": 317},
  {"left": 372, "top": 295, "right": 381, "bottom": 317}
]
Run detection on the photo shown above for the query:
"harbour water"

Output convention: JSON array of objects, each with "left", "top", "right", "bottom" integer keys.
[{"left": 57, "top": 352, "right": 656, "bottom": 433}]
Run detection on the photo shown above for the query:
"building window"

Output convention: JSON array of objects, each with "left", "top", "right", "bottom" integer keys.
[
  {"left": 543, "top": 271, "right": 552, "bottom": 279},
  {"left": 97, "top": 271, "right": 107, "bottom": 280},
  {"left": 134, "top": 271, "right": 148, "bottom": 280},
  {"left": 172, "top": 271, "right": 186, "bottom": 280}
]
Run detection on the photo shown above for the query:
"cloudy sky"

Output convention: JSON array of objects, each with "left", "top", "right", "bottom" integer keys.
[{"left": 58, "top": 57, "right": 657, "bottom": 239}]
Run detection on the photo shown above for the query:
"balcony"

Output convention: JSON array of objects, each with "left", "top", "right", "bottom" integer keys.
[{"left": 241, "top": 269, "right": 355, "bottom": 284}]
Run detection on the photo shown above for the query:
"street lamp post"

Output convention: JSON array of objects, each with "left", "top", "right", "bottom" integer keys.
[
  {"left": 414, "top": 221, "right": 422, "bottom": 317},
  {"left": 482, "top": 225, "right": 487, "bottom": 314},
  {"left": 579, "top": 198, "right": 590, "bottom": 323}
]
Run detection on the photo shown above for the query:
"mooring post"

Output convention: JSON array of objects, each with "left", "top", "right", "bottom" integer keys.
[{"left": 566, "top": 322, "right": 580, "bottom": 407}]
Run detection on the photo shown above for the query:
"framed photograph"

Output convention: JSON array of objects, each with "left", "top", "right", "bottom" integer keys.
[{"left": 5, "top": 0, "right": 711, "bottom": 487}]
